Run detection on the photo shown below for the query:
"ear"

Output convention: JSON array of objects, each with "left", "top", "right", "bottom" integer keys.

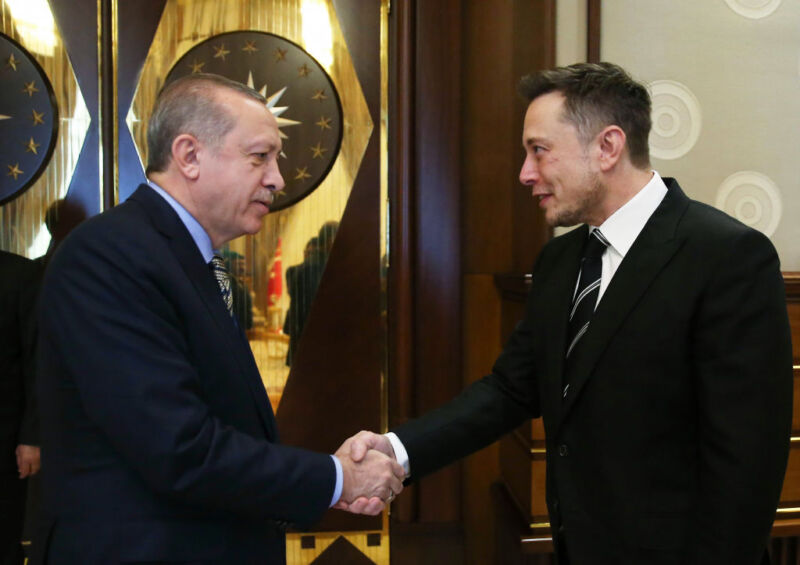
[
  {"left": 594, "top": 125, "right": 626, "bottom": 172},
  {"left": 170, "top": 134, "right": 202, "bottom": 180}
]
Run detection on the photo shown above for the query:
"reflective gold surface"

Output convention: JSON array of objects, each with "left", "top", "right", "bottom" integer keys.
[
  {"left": 0, "top": 0, "right": 89, "bottom": 257},
  {"left": 131, "top": 0, "right": 373, "bottom": 415},
  {"left": 132, "top": 1, "right": 385, "bottom": 562}
]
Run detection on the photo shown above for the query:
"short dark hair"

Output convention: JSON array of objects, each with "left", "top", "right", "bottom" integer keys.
[
  {"left": 145, "top": 73, "right": 266, "bottom": 175},
  {"left": 519, "top": 62, "right": 652, "bottom": 168}
]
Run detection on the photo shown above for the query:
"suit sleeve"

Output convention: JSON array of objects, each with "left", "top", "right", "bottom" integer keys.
[
  {"left": 17, "top": 263, "right": 40, "bottom": 446},
  {"left": 393, "top": 257, "right": 548, "bottom": 480},
  {"left": 39, "top": 232, "right": 335, "bottom": 527},
  {"left": 686, "top": 228, "right": 792, "bottom": 564}
]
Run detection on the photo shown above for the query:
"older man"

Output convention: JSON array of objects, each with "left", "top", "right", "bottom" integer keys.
[
  {"left": 345, "top": 62, "right": 792, "bottom": 564},
  {"left": 35, "top": 74, "right": 403, "bottom": 564}
]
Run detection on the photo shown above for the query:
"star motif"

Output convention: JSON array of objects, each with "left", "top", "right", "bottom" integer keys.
[
  {"left": 245, "top": 71, "right": 301, "bottom": 144},
  {"left": 273, "top": 48, "right": 287, "bottom": 62},
  {"left": 242, "top": 41, "right": 258, "bottom": 54},
  {"left": 22, "top": 81, "right": 39, "bottom": 97},
  {"left": 213, "top": 43, "right": 230, "bottom": 61},
  {"left": 189, "top": 59, "right": 205, "bottom": 73},
  {"left": 298, "top": 64, "right": 311, "bottom": 77},
  {"left": 315, "top": 116, "right": 332, "bottom": 130},
  {"left": 274, "top": 189, "right": 286, "bottom": 199},
  {"left": 25, "top": 137, "right": 40, "bottom": 155},
  {"left": 311, "top": 89, "right": 327, "bottom": 102},
  {"left": 310, "top": 142, "right": 327, "bottom": 159},
  {"left": 294, "top": 166, "right": 311, "bottom": 181},
  {"left": 7, "top": 53, "right": 18, "bottom": 71},
  {"left": 7, "top": 163, "right": 23, "bottom": 180},
  {"left": 31, "top": 110, "right": 44, "bottom": 125}
]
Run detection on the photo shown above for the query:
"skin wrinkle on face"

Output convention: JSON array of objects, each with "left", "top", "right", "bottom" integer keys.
[{"left": 186, "top": 88, "right": 285, "bottom": 248}]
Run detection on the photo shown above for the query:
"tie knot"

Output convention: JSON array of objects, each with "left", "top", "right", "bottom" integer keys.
[
  {"left": 209, "top": 254, "right": 228, "bottom": 273},
  {"left": 584, "top": 229, "right": 608, "bottom": 259}
]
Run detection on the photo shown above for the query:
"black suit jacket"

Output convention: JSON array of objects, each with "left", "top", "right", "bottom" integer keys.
[
  {"left": 35, "top": 185, "right": 335, "bottom": 564},
  {"left": 394, "top": 179, "right": 793, "bottom": 564},
  {"left": 0, "top": 251, "right": 39, "bottom": 462}
]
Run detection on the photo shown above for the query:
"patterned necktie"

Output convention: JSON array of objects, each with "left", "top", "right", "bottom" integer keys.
[
  {"left": 563, "top": 229, "right": 609, "bottom": 396},
  {"left": 209, "top": 254, "right": 234, "bottom": 317}
]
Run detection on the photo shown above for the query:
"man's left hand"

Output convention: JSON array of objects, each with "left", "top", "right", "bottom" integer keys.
[{"left": 16, "top": 444, "right": 41, "bottom": 478}]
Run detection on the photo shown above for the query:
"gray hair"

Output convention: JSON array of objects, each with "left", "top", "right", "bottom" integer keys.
[{"left": 145, "top": 73, "right": 266, "bottom": 175}]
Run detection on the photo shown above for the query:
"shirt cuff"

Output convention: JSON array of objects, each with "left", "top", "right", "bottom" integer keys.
[
  {"left": 329, "top": 454, "right": 343, "bottom": 507},
  {"left": 385, "top": 432, "right": 410, "bottom": 477}
]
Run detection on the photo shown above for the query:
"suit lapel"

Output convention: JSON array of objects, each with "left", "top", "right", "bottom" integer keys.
[
  {"left": 557, "top": 179, "right": 690, "bottom": 428},
  {"left": 128, "top": 185, "right": 278, "bottom": 438}
]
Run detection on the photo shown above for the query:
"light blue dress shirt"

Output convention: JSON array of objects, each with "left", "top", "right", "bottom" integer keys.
[{"left": 146, "top": 181, "right": 343, "bottom": 506}]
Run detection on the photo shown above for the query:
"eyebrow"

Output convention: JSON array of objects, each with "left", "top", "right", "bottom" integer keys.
[
  {"left": 523, "top": 136, "right": 547, "bottom": 147},
  {"left": 244, "top": 139, "right": 279, "bottom": 153}
]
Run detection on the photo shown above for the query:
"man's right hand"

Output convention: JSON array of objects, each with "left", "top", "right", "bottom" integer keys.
[{"left": 334, "top": 432, "right": 405, "bottom": 515}]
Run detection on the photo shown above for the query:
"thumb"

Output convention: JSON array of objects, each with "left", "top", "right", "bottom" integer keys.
[{"left": 349, "top": 431, "right": 379, "bottom": 462}]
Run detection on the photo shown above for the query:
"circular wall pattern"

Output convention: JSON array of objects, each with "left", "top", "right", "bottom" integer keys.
[
  {"left": 166, "top": 31, "right": 344, "bottom": 211},
  {"left": 715, "top": 171, "right": 782, "bottom": 237},
  {"left": 723, "top": 0, "right": 782, "bottom": 19},
  {"left": 0, "top": 32, "right": 59, "bottom": 205},
  {"left": 648, "top": 80, "right": 702, "bottom": 161}
]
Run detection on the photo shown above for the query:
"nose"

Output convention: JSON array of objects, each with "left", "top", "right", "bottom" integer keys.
[
  {"left": 519, "top": 154, "right": 539, "bottom": 186},
  {"left": 264, "top": 161, "right": 285, "bottom": 193}
]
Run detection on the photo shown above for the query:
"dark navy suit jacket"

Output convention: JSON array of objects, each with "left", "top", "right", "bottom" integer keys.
[{"left": 35, "top": 185, "right": 335, "bottom": 564}]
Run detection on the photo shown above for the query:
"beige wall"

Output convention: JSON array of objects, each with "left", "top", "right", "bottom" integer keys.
[{"left": 601, "top": 0, "right": 799, "bottom": 269}]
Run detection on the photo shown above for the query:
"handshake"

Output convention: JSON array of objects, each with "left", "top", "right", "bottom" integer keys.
[{"left": 332, "top": 431, "right": 404, "bottom": 516}]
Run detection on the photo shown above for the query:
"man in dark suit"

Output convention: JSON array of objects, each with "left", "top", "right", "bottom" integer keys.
[
  {"left": 342, "top": 63, "right": 793, "bottom": 563},
  {"left": 35, "top": 73, "right": 403, "bottom": 564},
  {"left": 0, "top": 251, "right": 39, "bottom": 564}
]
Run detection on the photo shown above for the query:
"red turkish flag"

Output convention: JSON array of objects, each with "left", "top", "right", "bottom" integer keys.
[{"left": 267, "top": 238, "right": 283, "bottom": 307}]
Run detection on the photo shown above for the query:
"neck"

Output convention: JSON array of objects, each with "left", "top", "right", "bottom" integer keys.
[{"left": 592, "top": 164, "right": 653, "bottom": 225}]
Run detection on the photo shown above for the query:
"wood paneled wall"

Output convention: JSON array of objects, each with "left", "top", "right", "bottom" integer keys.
[{"left": 388, "top": 1, "right": 554, "bottom": 562}]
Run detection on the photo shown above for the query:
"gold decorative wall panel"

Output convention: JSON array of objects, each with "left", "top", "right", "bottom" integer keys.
[
  {"left": 131, "top": 0, "right": 372, "bottom": 413},
  {"left": 0, "top": 0, "right": 89, "bottom": 258},
  {"left": 130, "top": 1, "right": 387, "bottom": 563}
]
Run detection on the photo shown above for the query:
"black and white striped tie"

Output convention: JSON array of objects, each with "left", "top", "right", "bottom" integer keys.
[
  {"left": 209, "top": 254, "right": 234, "bottom": 317},
  {"left": 563, "top": 229, "right": 608, "bottom": 396}
]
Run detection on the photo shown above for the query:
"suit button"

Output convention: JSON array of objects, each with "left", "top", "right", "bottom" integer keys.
[{"left": 558, "top": 444, "right": 569, "bottom": 457}]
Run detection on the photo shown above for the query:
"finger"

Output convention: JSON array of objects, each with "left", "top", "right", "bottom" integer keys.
[
  {"left": 391, "top": 460, "right": 406, "bottom": 479},
  {"left": 350, "top": 431, "right": 377, "bottom": 461},
  {"left": 347, "top": 497, "right": 371, "bottom": 514},
  {"left": 387, "top": 474, "right": 404, "bottom": 497},
  {"left": 333, "top": 500, "right": 350, "bottom": 511},
  {"left": 361, "top": 497, "right": 385, "bottom": 515}
]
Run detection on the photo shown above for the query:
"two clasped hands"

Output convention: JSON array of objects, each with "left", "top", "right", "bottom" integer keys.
[{"left": 333, "top": 431, "right": 402, "bottom": 516}]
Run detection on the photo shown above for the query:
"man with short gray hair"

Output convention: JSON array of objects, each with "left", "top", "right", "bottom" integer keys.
[{"left": 35, "top": 73, "right": 403, "bottom": 564}]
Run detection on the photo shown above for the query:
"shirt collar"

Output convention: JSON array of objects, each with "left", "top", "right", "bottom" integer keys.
[
  {"left": 592, "top": 171, "right": 668, "bottom": 259},
  {"left": 146, "top": 181, "right": 216, "bottom": 263}
]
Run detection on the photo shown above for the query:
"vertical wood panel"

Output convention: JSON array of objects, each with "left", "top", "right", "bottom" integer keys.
[
  {"left": 414, "top": 0, "right": 463, "bottom": 523},
  {"left": 587, "top": 0, "right": 601, "bottom": 63},
  {"left": 511, "top": 0, "right": 553, "bottom": 273},
  {"left": 388, "top": 0, "right": 417, "bottom": 525}
]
